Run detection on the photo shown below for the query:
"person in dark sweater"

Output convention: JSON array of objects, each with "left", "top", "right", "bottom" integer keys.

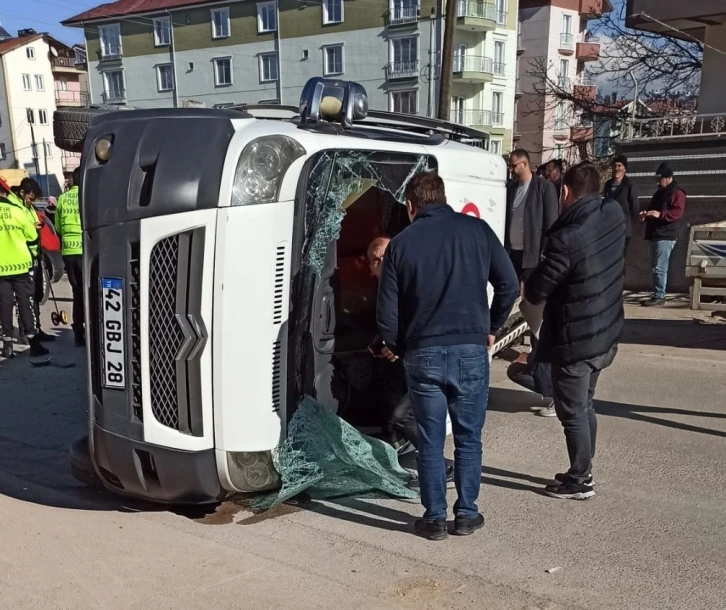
[
  {"left": 545, "top": 158, "right": 564, "bottom": 200},
  {"left": 640, "top": 162, "right": 686, "bottom": 307},
  {"left": 377, "top": 171, "right": 518, "bottom": 540},
  {"left": 603, "top": 154, "right": 639, "bottom": 257},
  {"left": 525, "top": 162, "right": 625, "bottom": 501}
]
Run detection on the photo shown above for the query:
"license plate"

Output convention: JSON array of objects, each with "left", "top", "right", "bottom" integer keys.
[{"left": 101, "top": 277, "right": 125, "bottom": 389}]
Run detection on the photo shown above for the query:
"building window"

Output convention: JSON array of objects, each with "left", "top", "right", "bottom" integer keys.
[
  {"left": 554, "top": 143, "right": 564, "bottom": 158},
  {"left": 154, "top": 16, "right": 171, "bottom": 46},
  {"left": 490, "top": 139, "right": 502, "bottom": 155},
  {"left": 257, "top": 2, "right": 277, "bottom": 33},
  {"left": 259, "top": 52, "right": 279, "bottom": 82},
  {"left": 0, "top": 143, "right": 5, "bottom": 160},
  {"left": 492, "top": 91, "right": 503, "bottom": 125},
  {"left": 103, "top": 70, "right": 125, "bottom": 103},
  {"left": 454, "top": 43, "right": 466, "bottom": 71},
  {"left": 213, "top": 57, "right": 233, "bottom": 86},
  {"left": 58, "top": 78, "right": 68, "bottom": 91},
  {"left": 390, "top": 36, "right": 418, "bottom": 77},
  {"left": 555, "top": 101, "right": 566, "bottom": 130},
  {"left": 451, "top": 96, "right": 465, "bottom": 123},
  {"left": 74, "top": 47, "right": 87, "bottom": 65},
  {"left": 323, "top": 0, "right": 343, "bottom": 24},
  {"left": 494, "top": 41, "right": 505, "bottom": 76},
  {"left": 390, "top": 90, "right": 417, "bottom": 114},
  {"left": 495, "top": 0, "right": 507, "bottom": 24},
  {"left": 44, "top": 143, "right": 53, "bottom": 159},
  {"left": 26, "top": 47, "right": 35, "bottom": 59},
  {"left": 34, "top": 75, "right": 45, "bottom": 91},
  {"left": 211, "top": 8, "right": 231, "bottom": 38},
  {"left": 562, "top": 13, "right": 572, "bottom": 35},
  {"left": 26, "top": 109, "right": 35, "bottom": 124},
  {"left": 39, "top": 109, "right": 48, "bottom": 125},
  {"left": 323, "top": 45, "right": 344, "bottom": 76},
  {"left": 99, "top": 24, "right": 122, "bottom": 58},
  {"left": 558, "top": 58, "right": 570, "bottom": 88},
  {"left": 22, "top": 74, "right": 31, "bottom": 90},
  {"left": 157, "top": 64, "right": 174, "bottom": 92}
]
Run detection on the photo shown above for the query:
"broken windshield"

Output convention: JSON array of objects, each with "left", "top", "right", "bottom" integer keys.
[{"left": 302, "top": 151, "right": 434, "bottom": 275}]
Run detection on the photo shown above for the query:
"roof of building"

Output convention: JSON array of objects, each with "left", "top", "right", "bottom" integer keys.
[
  {"left": 0, "top": 34, "right": 44, "bottom": 55},
  {"left": 63, "top": 0, "right": 224, "bottom": 25}
]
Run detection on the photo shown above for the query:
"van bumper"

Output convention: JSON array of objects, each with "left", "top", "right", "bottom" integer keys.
[{"left": 90, "top": 423, "right": 226, "bottom": 505}]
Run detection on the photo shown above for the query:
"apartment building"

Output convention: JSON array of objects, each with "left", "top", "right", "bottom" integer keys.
[
  {"left": 63, "top": 0, "right": 519, "bottom": 153},
  {"left": 516, "top": 0, "right": 611, "bottom": 165},
  {"left": 0, "top": 30, "right": 88, "bottom": 194}
]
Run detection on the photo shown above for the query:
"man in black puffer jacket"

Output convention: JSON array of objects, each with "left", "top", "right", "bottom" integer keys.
[
  {"left": 525, "top": 162, "right": 625, "bottom": 501},
  {"left": 603, "top": 154, "right": 639, "bottom": 257}
]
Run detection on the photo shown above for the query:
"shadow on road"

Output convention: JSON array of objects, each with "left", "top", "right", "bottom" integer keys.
[{"left": 620, "top": 318, "right": 726, "bottom": 350}]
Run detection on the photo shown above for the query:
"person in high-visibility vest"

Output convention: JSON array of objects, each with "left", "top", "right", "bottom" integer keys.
[
  {"left": 55, "top": 167, "right": 84, "bottom": 346},
  {"left": 12, "top": 178, "right": 55, "bottom": 343},
  {"left": 0, "top": 178, "right": 50, "bottom": 360}
]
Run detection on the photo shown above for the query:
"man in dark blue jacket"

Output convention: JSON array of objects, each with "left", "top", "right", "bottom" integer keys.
[
  {"left": 376, "top": 171, "right": 518, "bottom": 540},
  {"left": 525, "top": 162, "right": 625, "bottom": 501}
]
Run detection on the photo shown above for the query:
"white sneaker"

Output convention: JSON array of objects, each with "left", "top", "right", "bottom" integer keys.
[{"left": 534, "top": 399, "right": 556, "bottom": 417}]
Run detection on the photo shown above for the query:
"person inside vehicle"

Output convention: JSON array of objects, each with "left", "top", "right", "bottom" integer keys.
[{"left": 366, "top": 236, "right": 455, "bottom": 489}]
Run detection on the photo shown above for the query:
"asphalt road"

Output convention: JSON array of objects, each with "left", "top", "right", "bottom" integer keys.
[{"left": 1, "top": 281, "right": 725, "bottom": 610}]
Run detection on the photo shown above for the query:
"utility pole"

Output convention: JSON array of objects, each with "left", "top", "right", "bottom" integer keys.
[
  {"left": 427, "top": 8, "right": 438, "bottom": 118},
  {"left": 42, "top": 138, "right": 49, "bottom": 196},
  {"left": 437, "top": 0, "right": 458, "bottom": 120},
  {"left": 28, "top": 112, "right": 40, "bottom": 182}
]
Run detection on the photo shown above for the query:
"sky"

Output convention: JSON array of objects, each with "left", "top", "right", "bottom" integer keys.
[{"left": 0, "top": 0, "right": 89, "bottom": 46}]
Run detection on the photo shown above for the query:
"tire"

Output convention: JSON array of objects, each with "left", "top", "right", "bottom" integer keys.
[
  {"left": 69, "top": 435, "right": 104, "bottom": 489},
  {"left": 53, "top": 107, "right": 115, "bottom": 153},
  {"left": 40, "top": 254, "right": 51, "bottom": 305}
]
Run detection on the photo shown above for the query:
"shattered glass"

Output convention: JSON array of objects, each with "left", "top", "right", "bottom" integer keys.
[
  {"left": 251, "top": 396, "right": 418, "bottom": 511},
  {"left": 303, "top": 151, "right": 432, "bottom": 275}
]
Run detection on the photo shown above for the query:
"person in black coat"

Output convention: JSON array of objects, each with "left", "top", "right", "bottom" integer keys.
[
  {"left": 524, "top": 162, "right": 625, "bottom": 501},
  {"left": 506, "top": 150, "right": 560, "bottom": 282},
  {"left": 603, "top": 154, "right": 639, "bottom": 257}
]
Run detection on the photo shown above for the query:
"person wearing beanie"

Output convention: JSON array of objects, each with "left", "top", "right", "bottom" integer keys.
[
  {"left": 603, "top": 155, "right": 639, "bottom": 257},
  {"left": 639, "top": 162, "right": 686, "bottom": 306}
]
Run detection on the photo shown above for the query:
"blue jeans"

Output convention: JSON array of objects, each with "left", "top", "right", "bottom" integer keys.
[
  {"left": 650, "top": 240, "right": 676, "bottom": 300},
  {"left": 403, "top": 344, "right": 489, "bottom": 521}
]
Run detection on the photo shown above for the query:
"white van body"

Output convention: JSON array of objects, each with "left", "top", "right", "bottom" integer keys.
[{"left": 81, "top": 98, "right": 524, "bottom": 503}]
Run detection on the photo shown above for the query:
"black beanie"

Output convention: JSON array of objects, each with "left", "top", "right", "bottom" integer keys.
[
  {"left": 613, "top": 154, "right": 628, "bottom": 169},
  {"left": 656, "top": 162, "right": 674, "bottom": 178}
]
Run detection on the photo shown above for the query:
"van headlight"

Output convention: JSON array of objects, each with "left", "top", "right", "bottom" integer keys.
[{"left": 231, "top": 135, "right": 305, "bottom": 206}]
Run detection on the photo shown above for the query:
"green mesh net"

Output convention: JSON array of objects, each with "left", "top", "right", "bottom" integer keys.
[{"left": 251, "top": 396, "right": 419, "bottom": 510}]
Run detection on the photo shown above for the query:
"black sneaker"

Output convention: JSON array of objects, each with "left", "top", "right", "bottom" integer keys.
[
  {"left": 554, "top": 472, "right": 594, "bottom": 487},
  {"left": 37, "top": 330, "right": 56, "bottom": 342},
  {"left": 409, "top": 465, "right": 456, "bottom": 490},
  {"left": 453, "top": 513, "right": 485, "bottom": 536},
  {"left": 641, "top": 297, "right": 666, "bottom": 307},
  {"left": 29, "top": 337, "right": 50, "bottom": 359},
  {"left": 544, "top": 482, "right": 596, "bottom": 500},
  {"left": 413, "top": 518, "right": 448, "bottom": 541},
  {"left": 74, "top": 334, "right": 86, "bottom": 347},
  {"left": 2, "top": 341, "right": 14, "bottom": 358}
]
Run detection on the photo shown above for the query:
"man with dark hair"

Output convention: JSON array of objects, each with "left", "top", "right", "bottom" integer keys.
[
  {"left": 55, "top": 166, "right": 85, "bottom": 345},
  {"left": 506, "top": 149, "right": 559, "bottom": 283},
  {"left": 603, "top": 154, "right": 639, "bottom": 257},
  {"left": 377, "top": 171, "right": 518, "bottom": 540},
  {"left": 545, "top": 159, "right": 564, "bottom": 199},
  {"left": 639, "top": 162, "right": 686, "bottom": 307},
  {"left": 525, "top": 162, "right": 625, "bottom": 500}
]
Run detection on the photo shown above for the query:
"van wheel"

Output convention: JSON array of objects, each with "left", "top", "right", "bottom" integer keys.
[
  {"left": 69, "top": 435, "right": 103, "bottom": 489},
  {"left": 40, "top": 254, "right": 51, "bottom": 305},
  {"left": 53, "top": 107, "right": 114, "bottom": 153}
]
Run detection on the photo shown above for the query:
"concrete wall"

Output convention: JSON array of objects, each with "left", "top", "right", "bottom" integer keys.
[{"left": 0, "top": 57, "right": 13, "bottom": 171}]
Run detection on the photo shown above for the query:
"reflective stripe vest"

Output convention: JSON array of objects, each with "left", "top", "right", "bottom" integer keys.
[
  {"left": 0, "top": 197, "right": 36, "bottom": 277},
  {"left": 55, "top": 186, "right": 82, "bottom": 256}
]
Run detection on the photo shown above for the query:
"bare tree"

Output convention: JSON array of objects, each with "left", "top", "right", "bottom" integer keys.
[{"left": 522, "top": 0, "right": 702, "bottom": 162}]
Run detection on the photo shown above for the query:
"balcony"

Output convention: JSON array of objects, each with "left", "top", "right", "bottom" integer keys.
[
  {"left": 581, "top": 0, "right": 613, "bottom": 19},
  {"left": 571, "top": 124, "right": 594, "bottom": 142},
  {"left": 387, "top": 5, "right": 420, "bottom": 26},
  {"left": 62, "top": 151, "right": 81, "bottom": 172},
  {"left": 453, "top": 55, "right": 494, "bottom": 83},
  {"left": 99, "top": 45, "right": 122, "bottom": 61},
  {"left": 50, "top": 56, "right": 84, "bottom": 73},
  {"left": 620, "top": 112, "right": 726, "bottom": 142},
  {"left": 559, "top": 32, "right": 575, "bottom": 55},
  {"left": 625, "top": 0, "right": 725, "bottom": 41},
  {"left": 54, "top": 89, "right": 90, "bottom": 106},
  {"left": 451, "top": 109, "right": 492, "bottom": 128},
  {"left": 490, "top": 112, "right": 505, "bottom": 129},
  {"left": 557, "top": 76, "right": 572, "bottom": 92},
  {"left": 573, "top": 74, "right": 597, "bottom": 101},
  {"left": 493, "top": 61, "right": 506, "bottom": 77},
  {"left": 386, "top": 60, "right": 419, "bottom": 80},
  {"left": 554, "top": 121, "right": 570, "bottom": 140},
  {"left": 576, "top": 34, "right": 601, "bottom": 61},
  {"left": 102, "top": 89, "right": 126, "bottom": 104},
  {"left": 457, "top": 1, "right": 496, "bottom": 31}
]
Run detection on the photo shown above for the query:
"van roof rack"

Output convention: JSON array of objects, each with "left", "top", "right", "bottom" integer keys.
[{"left": 228, "top": 104, "right": 489, "bottom": 148}]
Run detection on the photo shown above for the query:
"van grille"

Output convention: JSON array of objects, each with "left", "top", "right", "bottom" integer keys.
[
  {"left": 129, "top": 243, "right": 142, "bottom": 420},
  {"left": 148, "top": 235, "right": 183, "bottom": 430}
]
